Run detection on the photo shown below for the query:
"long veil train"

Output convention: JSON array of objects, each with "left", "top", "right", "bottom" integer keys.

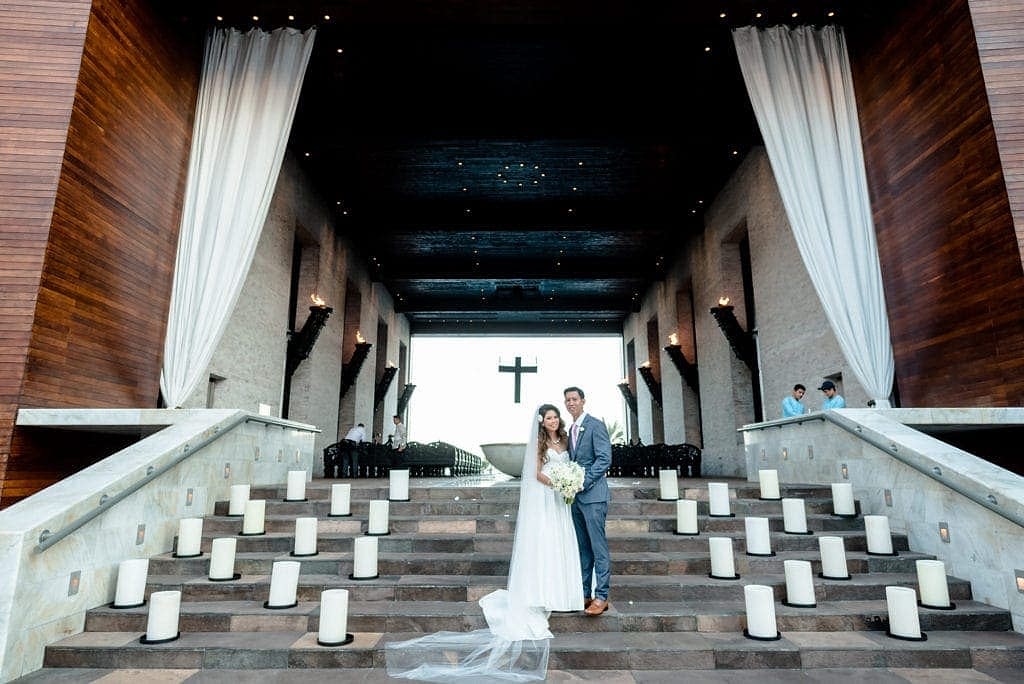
[{"left": 385, "top": 409, "right": 553, "bottom": 681}]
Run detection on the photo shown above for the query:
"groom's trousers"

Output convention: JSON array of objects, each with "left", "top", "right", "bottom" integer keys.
[{"left": 572, "top": 500, "right": 610, "bottom": 601}]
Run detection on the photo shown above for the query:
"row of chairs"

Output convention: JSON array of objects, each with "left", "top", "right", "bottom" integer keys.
[
  {"left": 322, "top": 440, "right": 489, "bottom": 478},
  {"left": 608, "top": 442, "right": 702, "bottom": 478}
]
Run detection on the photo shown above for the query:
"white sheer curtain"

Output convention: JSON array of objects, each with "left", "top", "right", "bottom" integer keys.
[
  {"left": 160, "top": 27, "right": 316, "bottom": 407},
  {"left": 732, "top": 25, "right": 894, "bottom": 406}
]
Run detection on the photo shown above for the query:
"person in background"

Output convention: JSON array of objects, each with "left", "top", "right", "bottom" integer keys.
[
  {"left": 340, "top": 422, "right": 366, "bottom": 478},
  {"left": 391, "top": 414, "right": 407, "bottom": 452},
  {"left": 782, "top": 384, "right": 807, "bottom": 417},
  {"left": 819, "top": 380, "right": 846, "bottom": 410}
]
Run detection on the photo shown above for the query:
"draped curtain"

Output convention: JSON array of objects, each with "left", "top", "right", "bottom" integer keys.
[
  {"left": 732, "top": 25, "right": 894, "bottom": 406},
  {"left": 160, "top": 27, "right": 316, "bottom": 407}
]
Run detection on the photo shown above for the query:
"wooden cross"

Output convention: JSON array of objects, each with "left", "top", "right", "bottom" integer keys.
[{"left": 498, "top": 356, "right": 537, "bottom": 403}]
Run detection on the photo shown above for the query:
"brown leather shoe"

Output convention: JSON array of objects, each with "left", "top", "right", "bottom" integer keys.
[
  {"left": 584, "top": 597, "right": 594, "bottom": 609},
  {"left": 584, "top": 598, "right": 608, "bottom": 616}
]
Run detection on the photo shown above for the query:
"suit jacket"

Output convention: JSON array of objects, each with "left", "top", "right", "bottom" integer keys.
[{"left": 569, "top": 413, "right": 611, "bottom": 504}]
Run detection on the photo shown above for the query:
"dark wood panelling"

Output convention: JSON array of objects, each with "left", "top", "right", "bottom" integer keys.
[
  {"left": 2, "top": 0, "right": 201, "bottom": 505},
  {"left": 968, "top": 0, "right": 1024, "bottom": 263},
  {"left": 0, "top": 1, "right": 92, "bottom": 498},
  {"left": 850, "top": 0, "right": 1024, "bottom": 407}
]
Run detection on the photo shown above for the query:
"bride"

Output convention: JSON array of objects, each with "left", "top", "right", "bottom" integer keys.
[{"left": 386, "top": 404, "right": 584, "bottom": 681}]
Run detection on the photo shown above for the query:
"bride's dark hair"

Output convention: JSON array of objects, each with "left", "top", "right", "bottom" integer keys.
[{"left": 536, "top": 404, "right": 568, "bottom": 461}]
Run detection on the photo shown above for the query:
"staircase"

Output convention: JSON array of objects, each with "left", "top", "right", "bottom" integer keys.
[{"left": 19, "top": 477, "right": 1024, "bottom": 681}]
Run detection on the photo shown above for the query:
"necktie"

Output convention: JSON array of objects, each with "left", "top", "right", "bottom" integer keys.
[{"left": 571, "top": 422, "right": 579, "bottom": 450}]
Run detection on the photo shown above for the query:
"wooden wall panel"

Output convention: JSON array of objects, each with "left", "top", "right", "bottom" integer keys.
[
  {"left": 968, "top": 0, "right": 1024, "bottom": 264},
  {"left": 2, "top": 0, "right": 201, "bottom": 505},
  {"left": 0, "top": 2, "right": 91, "bottom": 498},
  {"left": 849, "top": 0, "right": 1024, "bottom": 407}
]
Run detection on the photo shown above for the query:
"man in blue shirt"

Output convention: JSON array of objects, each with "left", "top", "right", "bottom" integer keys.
[
  {"left": 819, "top": 380, "right": 846, "bottom": 409},
  {"left": 782, "top": 384, "right": 807, "bottom": 417}
]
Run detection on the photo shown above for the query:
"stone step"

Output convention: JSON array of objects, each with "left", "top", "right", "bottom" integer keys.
[
  {"left": 148, "top": 548, "right": 934, "bottom": 578},
  {"left": 41, "top": 630, "right": 1024, "bottom": 671},
  {"left": 143, "top": 572, "right": 973, "bottom": 604}
]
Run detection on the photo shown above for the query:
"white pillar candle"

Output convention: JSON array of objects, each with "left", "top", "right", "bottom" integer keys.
[
  {"left": 294, "top": 516, "right": 319, "bottom": 556},
  {"left": 916, "top": 559, "right": 951, "bottom": 608},
  {"left": 286, "top": 470, "right": 307, "bottom": 501},
  {"left": 675, "top": 499, "right": 698, "bottom": 534},
  {"left": 818, "top": 536, "right": 850, "bottom": 579},
  {"left": 831, "top": 483, "right": 855, "bottom": 516},
  {"left": 885, "top": 586, "right": 923, "bottom": 638},
  {"left": 659, "top": 470, "right": 680, "bottom": 500},
  {"left": 744, "top": 517, "right": 772, "bottom": 556},
  {"left": 267, "top": 560, "right": 301, "bottom": 607},
  {"left": 228, "top": 484, "right": 250, "bottom": 516},
  {"left": 389, "top": 469, "right": 410, "bottom": 501},
  {"left": 758, "top": 469, "right": 780, "bottom": 499},
  {"left": 208, "top": 537, "right": 237, "bottom": 580},
  {"left": 144, "top": 590, "right": 181, "bottom": 642},
  {"left": 176, "top": 517, "right": 203, "bottom": 556},
  {"left": 782, "top": 498, "right": 808, "bottom": 534},
  {"left": 709, "top": 536, "right": 737, "bottom": 578},
  {"left": 865, "top": 515, "right": 894, "bottom": 554},
  {"left": 708, "top": 482, "right": 731, "bottom": 516},
  {"left": 114, "top": 558, "right": 149, "bottom": 607},
  {"left": 330, "top": 483, "right": 352, "bottom": 516},
  {"left": 352, "top": 536, "right": 379, "bottom": 578},
  {"left": 784, "top": 559, "right": 816, "bottom": 606},
  {"left": 242, "top": 499, "right": 266, "bottom": 534},
  {"left": 367, "top": 500, "right": 390, "bottom": 535},
  {"left": 743, "top": 584, "right": 778, "bottom": 639},
  {"left": 318, "top": 589, "right": 350, "bottom": 644}
]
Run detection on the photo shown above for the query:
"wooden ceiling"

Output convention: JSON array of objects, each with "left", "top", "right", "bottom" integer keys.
[{"left": 172, "top": 1, "right": 896, "bottom": 333}]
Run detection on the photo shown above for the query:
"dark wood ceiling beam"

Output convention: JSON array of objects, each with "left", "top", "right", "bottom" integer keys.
[{"left": 377, "top": 259, "right": 663, "bottom": 280}]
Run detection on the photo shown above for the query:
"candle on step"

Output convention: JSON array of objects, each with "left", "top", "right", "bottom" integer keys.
[
  {"left": 353, "top": 536, "right": 379, "bottom": 578},
  {"left": 113, "top": 558, "right": 149, "bottom": 607},
  {"left": 885, "top": 586, "right": 922, "bottom": 638},
  {"left": 145, "top": 590, "right": 181, "bottom": 641},
  {"left": 782, "top": 498, "right": 808, "bottom": 534},
  {"left": 708, "top": 482, "right": 731, "bottom": 516},
  {"left": 916, "top": 559, "right": 951, "bottom": 608},
  {"left": 367, "top": 500, "right": 390, "bottom": 535},
  {"left": 242, "top": 499, "right": 266, "bottom": 534},
  {"left": 744, "top": 517, "right": 772, "bottom": 555},
  {"left": 208, "top": 537, "right": 237, "bottom": 580},
  {"left": 286, "top": 470, "right": 307, "bottom": 501},
  {"left": 676, "top": 499, "right": 698, "bottom": 534},
  {"left": 659, "top": 470, "right": 680, "bottom": 500},
  {"left": 319, "top": 589, "right": 350, "bottom": 644},
  {"left": 709, "top": 536, "right": 737, "bottom": 578},
  {"left": 175, "top": 517, "right": 203, "bottom": 556},
  {"left": 864, "top": 515, "right": 894, "bottom": 554},
  {"left": 330, "top": 483, "right": 351, "bottom": 516},
  {"left": 267, "top": 561, "right": 301, "bottom": 607},
  {"left": 390, "top": 469, "right": 410, "bottom": 501},
  {"left": 818, "top": 536, "right": 850, "bottom": 579},
  {"left": 743, "top": 584, "right": 778, "bottom": 639},
  {"left": 831, "top": 483, "right": 855, "bottom": 516},
  {"left": 294, "top": 517, "right": 319, "bottom": 556},
  {"left": 228, "top": 484, "right": 250, "bottom": 516},
  {"left": 758, "top": 469, "right": 780, "bottom": 499},
  {"left": 784, "top": 559, "right": 816, "bottom": 606}
]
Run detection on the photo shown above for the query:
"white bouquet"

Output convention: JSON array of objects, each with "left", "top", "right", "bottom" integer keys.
[{"left": 547, "top": 461, "right": 585, "bottom": 505}]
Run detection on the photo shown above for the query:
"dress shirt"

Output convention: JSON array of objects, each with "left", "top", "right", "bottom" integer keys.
[
  {"left": 344, "top": 425, "right": 366, "bottom": 442},
  {"left": 822, "top": 395, "right": 846, "bottom": 410},
  {"left": 781, "top": 397, "right": 806, "bottom": 418}
]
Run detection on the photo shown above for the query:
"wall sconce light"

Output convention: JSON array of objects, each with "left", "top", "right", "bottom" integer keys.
[
  {"left": 374, "top": 364, "right": 400, "bottom": 408},
  {"left": 286, "top": 294, "right": 334, "bottom": 377},
  {"left": 840, "top": 463, "right": 849, "bottom": 479},
  {"left": 617, "top": 379, "right": 638, "bottom": 414},
  {"left": 397, "top": 383, "right": 417, "bottom": 415},
  {"left": 938, "top": 522, "right": 950, "bottom": 543},
  {"left": 186, "top": 488, "right": 194, "bottom": 507},
  {"left": 637, "top": 361, "right": 663, "bottom": 407},
  {"left": 709, "top": 297, "right": 756, "bottom": 371},
  {"left": 1015, "top": 570, "right": 1024, "bottom": 594},
  {"left": 664, "top": 334, "right": 700, "bottom": 393},
  {"left": 340, "top": 331, "right": 373, "bottom": 399}
]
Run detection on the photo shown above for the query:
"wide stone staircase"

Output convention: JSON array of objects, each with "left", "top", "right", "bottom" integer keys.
[{"left": 19, "top": 477, "right": 1024, "bottom": 682}]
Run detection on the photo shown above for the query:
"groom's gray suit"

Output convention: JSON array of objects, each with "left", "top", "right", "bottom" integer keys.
[{"left": 569, "top": 412, "right": 612, "bottom": 602}]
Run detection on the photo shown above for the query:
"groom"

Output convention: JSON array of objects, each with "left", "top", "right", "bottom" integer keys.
[{"left": 564, "top": 386, "right": 612, "bottom": 616}]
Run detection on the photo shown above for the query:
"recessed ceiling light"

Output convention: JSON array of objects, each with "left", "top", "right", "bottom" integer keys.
[
  {"left": 791, "top": 12, "right": 798, "bottom": 18},
  {"left": 324, "top": 14, "right": 331, "bottom": 21},
  {"left": 336, "top": 48, "right": 343, "bottom": 54},
  {"left": 252, "top": 15, "right": 259, "bottom": 21},
  {"left": 705, "top": 46, "right": 712, "bottom": 53},
  {"left": 457, "top": 161, "right": 463, "bottom": 166},
  {"left": 567, "top": 208, "right": 574, "bottom": 214},
  {"left": 827, "top": 10, "right": 836, "bottom": 17},
  {"left": 578, "top": 161, "right": 584, "bottom": 166},
  {"left": 755, "top": 12, "right": 763, "bottom": 18},
  {"left": 216, "top": 15, "right": 223, "bottom": 21},
  {"left": 462, "top": 187, "right": 468, "bottom": 192},
  {"left": 288, "top": 15, "right": 295, "bottom": 21},
  {"left": 519, "top": 162, "right": 525, "bottom": 167},
  {"left": 720, "top": 12, "right": 727, "bottom": 19},
  {"left": 304, "top": 152, "right": 310, "bottom": 157}
]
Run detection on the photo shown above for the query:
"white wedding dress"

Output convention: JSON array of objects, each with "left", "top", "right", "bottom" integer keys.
[{"left": 386, "top": 414, "right": 583, "bottom": 681}]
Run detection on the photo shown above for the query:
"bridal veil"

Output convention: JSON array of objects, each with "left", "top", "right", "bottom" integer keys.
[{"left": 385, "top": 407, "right": 552, "bottom": 681}]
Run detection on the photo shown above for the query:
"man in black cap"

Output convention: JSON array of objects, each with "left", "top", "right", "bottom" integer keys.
[{"left": 819, "top": 380, "right": 846, "bottom": 410}]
